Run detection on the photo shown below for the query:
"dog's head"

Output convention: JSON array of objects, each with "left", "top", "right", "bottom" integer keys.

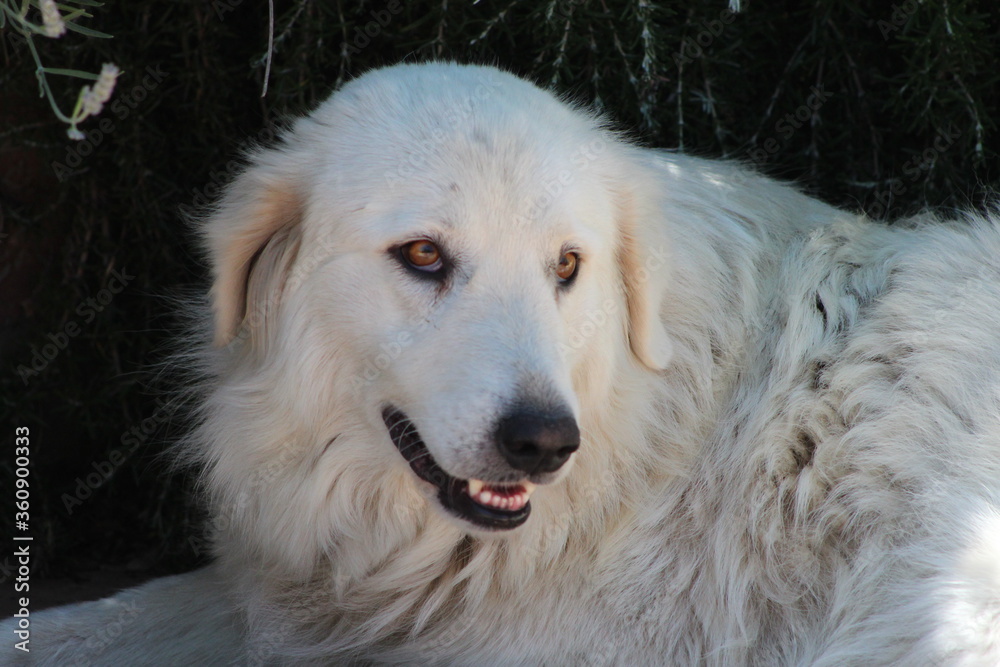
[{"left": 199, "top": 63, "right": 672, "bottom": 537}]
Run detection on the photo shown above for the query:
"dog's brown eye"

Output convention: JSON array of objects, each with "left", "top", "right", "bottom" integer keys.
[
  {"left": 403, "top": 241, "right": 442, "bottom": 271},
  {"left": 556, "top": 251, "right": 579, "bottom": 282}
]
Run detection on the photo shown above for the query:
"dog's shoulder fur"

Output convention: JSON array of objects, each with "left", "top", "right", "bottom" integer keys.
[
  {"left": 6, "top": 64, "right": 1000, "bottom": 666},
  {"left": 628, "top": 153, "right": 1000, "bottom": 664}
]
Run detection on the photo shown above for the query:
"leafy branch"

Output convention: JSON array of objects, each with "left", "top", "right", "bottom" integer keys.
[{"left": 1, "top": 0, "right": 119, "bottom": 139}]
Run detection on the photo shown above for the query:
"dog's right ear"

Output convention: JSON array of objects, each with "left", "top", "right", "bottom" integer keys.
[{"left": 200, "top": 153, "right": 304, "bottom": 347}]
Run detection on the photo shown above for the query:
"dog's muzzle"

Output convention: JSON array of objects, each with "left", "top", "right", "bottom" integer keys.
[{"left": 382, "top": 405, "right": 579, "bottom": 530}]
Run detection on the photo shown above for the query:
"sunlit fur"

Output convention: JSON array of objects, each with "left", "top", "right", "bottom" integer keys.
[{"left": 10, "top": 62, "right": 1000, "bottom": 666}]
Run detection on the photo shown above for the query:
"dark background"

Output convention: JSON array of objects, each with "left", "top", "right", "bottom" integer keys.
[{"left": 2, "top": 0, "right": 998, "bottom": 607}]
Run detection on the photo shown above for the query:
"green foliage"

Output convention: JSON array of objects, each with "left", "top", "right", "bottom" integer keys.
[
  {"left": 1, "top": 0, "right": 997, "bottom": 579},
  {"left": 1, "top": 0, "right": 118, "bottom": 138}
]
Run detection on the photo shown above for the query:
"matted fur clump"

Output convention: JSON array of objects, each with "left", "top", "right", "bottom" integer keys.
[{"left": 8, "top": 62, "right": 1000, "bottom": 665}]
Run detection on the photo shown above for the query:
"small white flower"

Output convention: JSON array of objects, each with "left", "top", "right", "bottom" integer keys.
[
  {"left": 67, "top": 127, "right": 84, "bottom": 140},
  {"left": 80, "top": 64, "right": 121, "bottom": 117},
  {"left": 40, "top": 0, "right": 66, "bottom": 38}
]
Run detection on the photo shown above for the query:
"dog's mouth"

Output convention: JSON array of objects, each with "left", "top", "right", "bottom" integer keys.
[{"left": 382, "top": 407, "right": 533, "bottom": 530}]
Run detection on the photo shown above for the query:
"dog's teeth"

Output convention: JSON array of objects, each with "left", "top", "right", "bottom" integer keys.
[{"left": 466, "top": 480, "right": 534, "bottom": 511}]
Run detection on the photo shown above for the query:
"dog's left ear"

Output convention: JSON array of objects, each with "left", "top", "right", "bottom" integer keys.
[
  {"left": 200, "top": 152, "right": 304, "bottom": 347},
  {"left": 616, "top": 175, "right": 673, "bottom": 371}
]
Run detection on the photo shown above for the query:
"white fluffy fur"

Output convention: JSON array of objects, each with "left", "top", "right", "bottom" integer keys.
[{"left": 7, "top": 62, "right": 1000, "bottom": 665}]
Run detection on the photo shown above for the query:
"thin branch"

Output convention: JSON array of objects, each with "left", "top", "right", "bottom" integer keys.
[{"left": 261, "top": 0, "right": 274, "bottom": 98}]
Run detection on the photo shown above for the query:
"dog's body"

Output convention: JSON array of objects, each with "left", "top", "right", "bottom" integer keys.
[{"left": 7, "top": 63, "right": 1000, "bottom": 665}]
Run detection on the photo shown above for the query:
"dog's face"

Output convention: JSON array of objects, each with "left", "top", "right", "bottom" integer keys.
[{"left": 201, "top": 63, "right": 673, "bottom": 536}]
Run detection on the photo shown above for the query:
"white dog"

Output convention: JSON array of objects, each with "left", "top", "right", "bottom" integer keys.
[{"left": 7, "top": 62, "right": 1000, "bottom": 665}]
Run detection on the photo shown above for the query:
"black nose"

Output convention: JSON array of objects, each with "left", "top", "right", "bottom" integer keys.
[{"left": 494, "top": 408, "right": 580, "bottom": 475}]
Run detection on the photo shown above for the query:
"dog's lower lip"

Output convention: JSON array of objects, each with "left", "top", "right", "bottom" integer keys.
[{"left": 381, "top": 406, "right": 531, "bottom": 530}]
